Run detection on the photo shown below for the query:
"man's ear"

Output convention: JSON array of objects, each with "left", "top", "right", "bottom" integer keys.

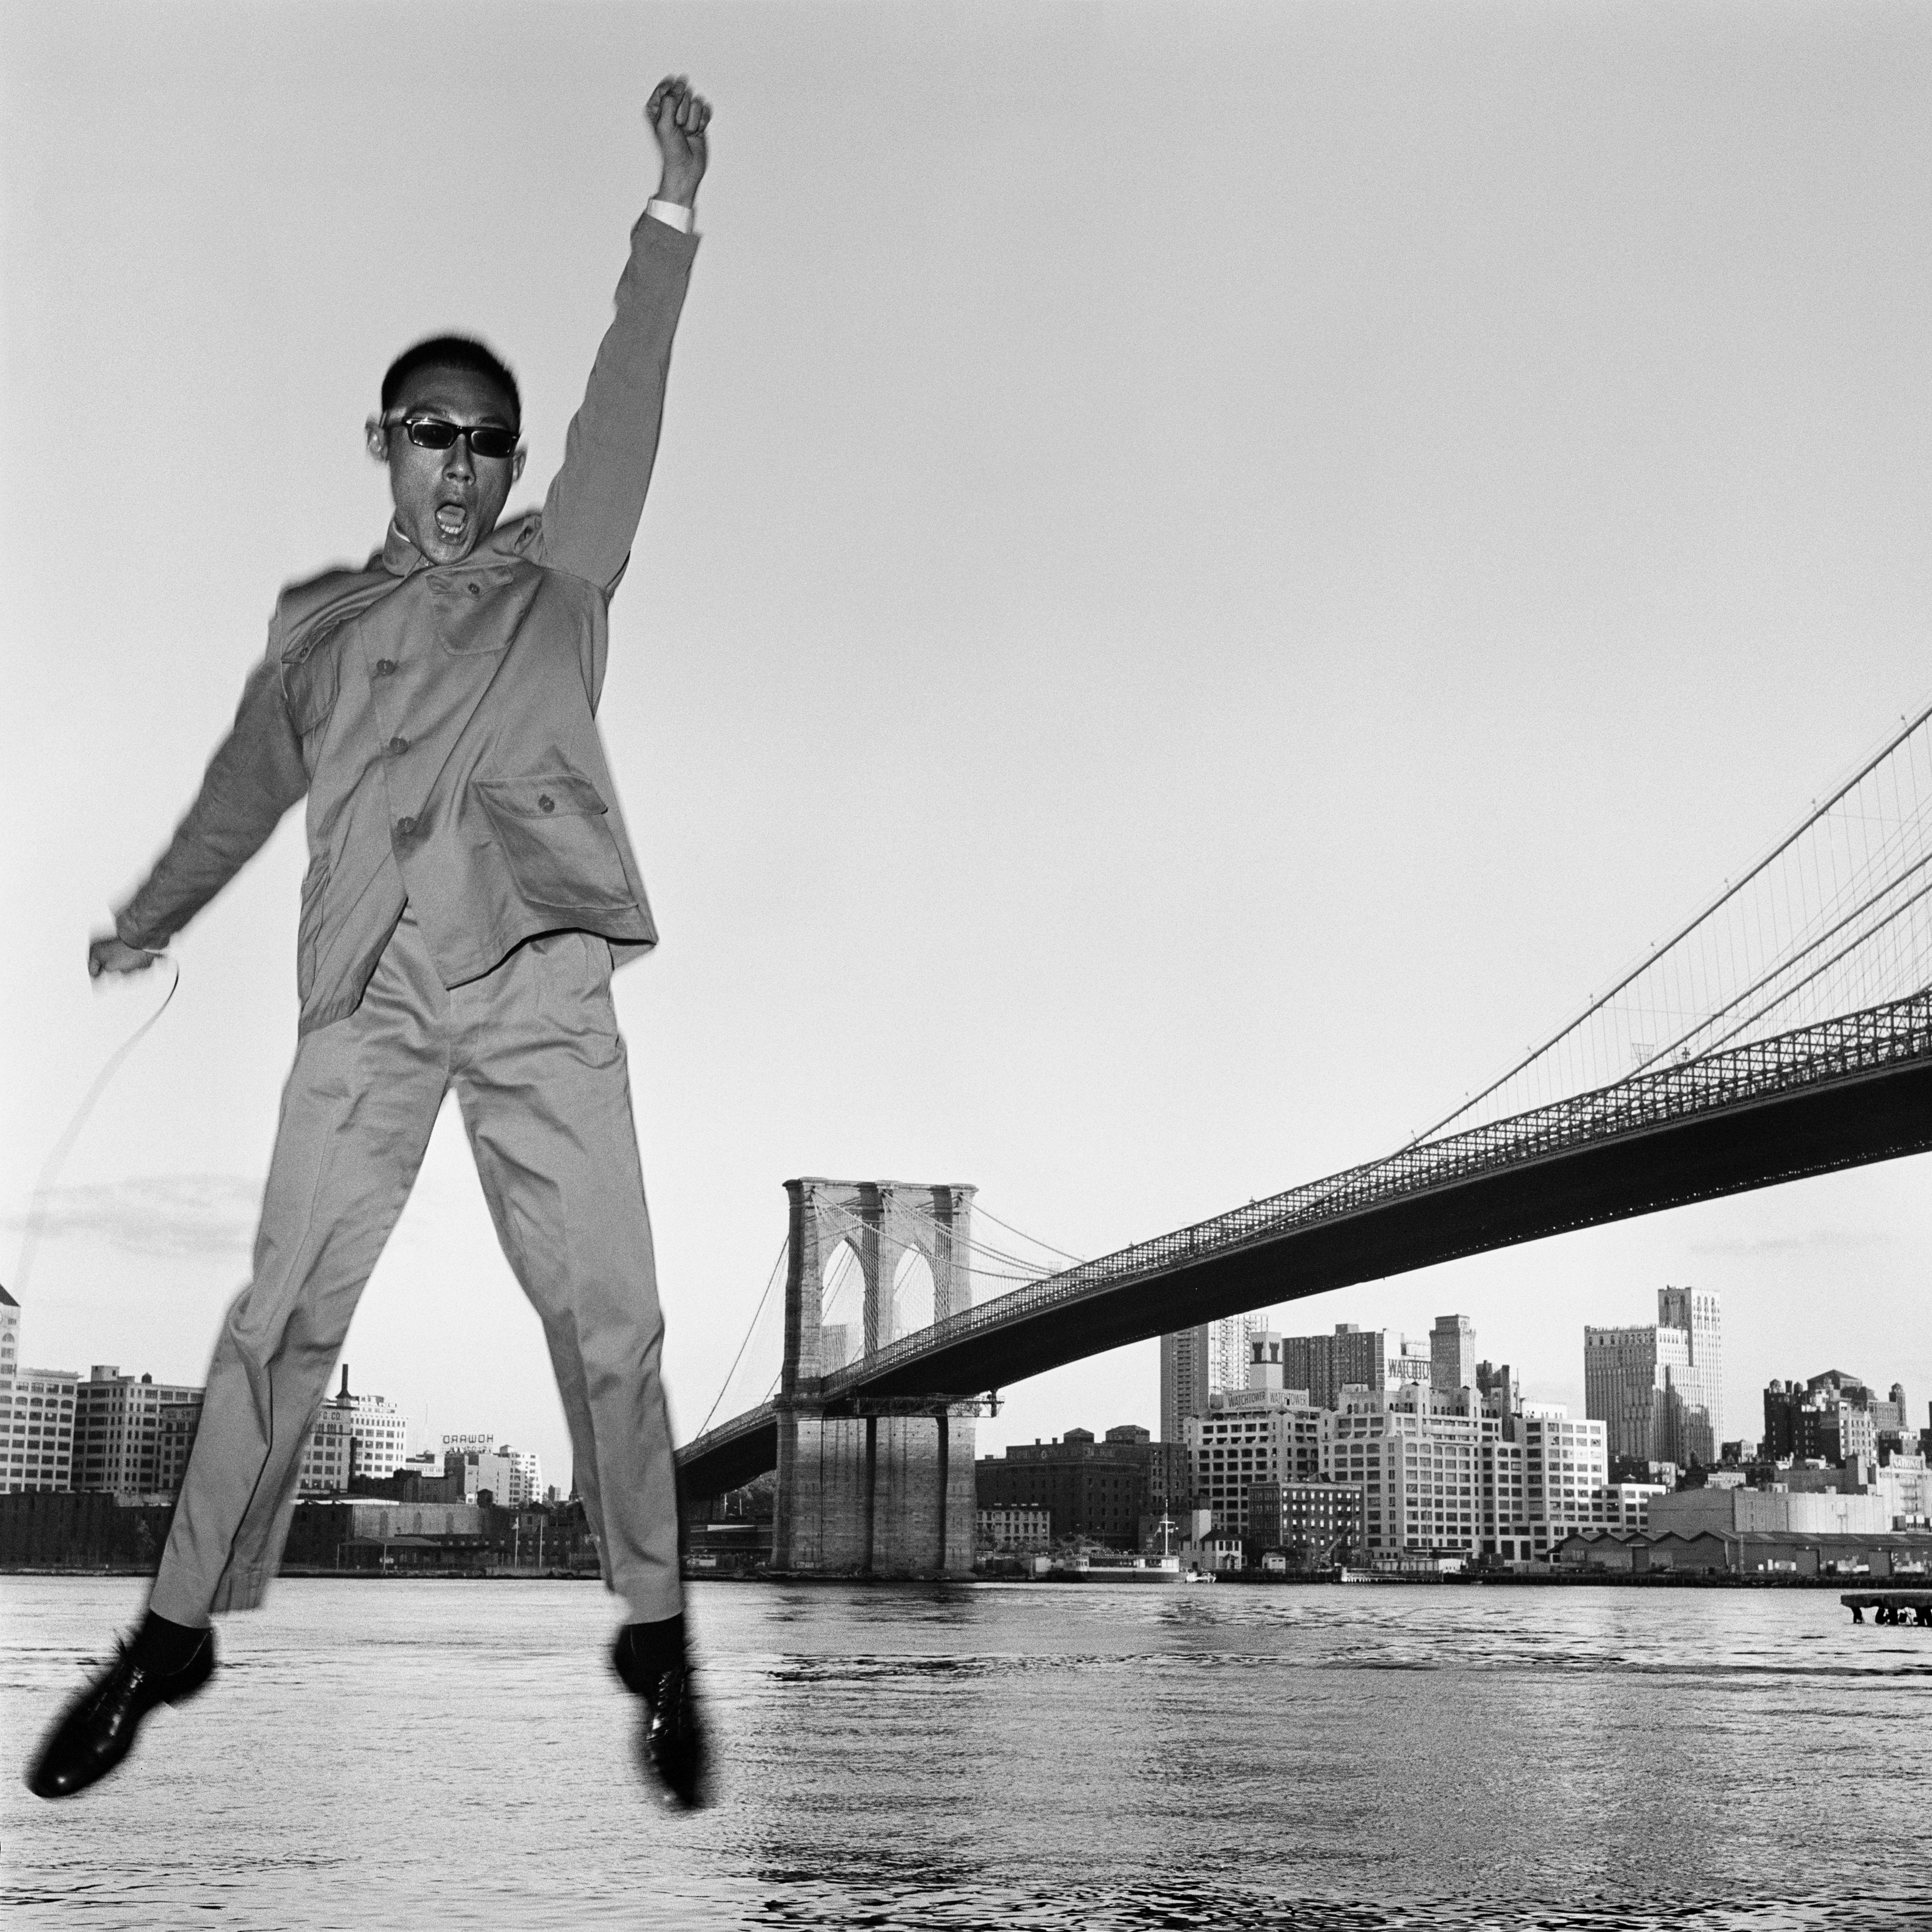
[
  {"left": 512, "top": 446, "right": 527, "bottom": 487},
  {"left": 365, "top": 416, "right": 390, "bottom": 463}
]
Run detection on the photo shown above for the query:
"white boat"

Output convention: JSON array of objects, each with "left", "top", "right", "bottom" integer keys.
[{"left": 1050, "top": 1553, "right": 1184, "bottom": 1582}]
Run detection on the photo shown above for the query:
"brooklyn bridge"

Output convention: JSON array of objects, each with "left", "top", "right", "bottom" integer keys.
[{"left": 677, "top": 698, "right": 1932, "bottom": 1573}]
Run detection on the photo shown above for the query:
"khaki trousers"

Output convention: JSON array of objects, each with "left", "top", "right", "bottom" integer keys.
[{"left": 148, "top": 910, "right": 683, "bottom": 1627}]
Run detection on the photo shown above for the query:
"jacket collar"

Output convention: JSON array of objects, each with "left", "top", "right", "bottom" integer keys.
[
  {"left": 380, "top": 519, "right": 426, "bottom": 578},
  {"left": 378, "top": 516, "right": 526, "bottom": 578}
]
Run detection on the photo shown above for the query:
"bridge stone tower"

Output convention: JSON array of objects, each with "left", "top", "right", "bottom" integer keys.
[{"left": 772, "top": 1179, "right": 980, "bottom": 1578}]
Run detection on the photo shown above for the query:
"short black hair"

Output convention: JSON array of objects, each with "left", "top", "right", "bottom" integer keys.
[{"left": 381, "top": 335, "right": 520, "bottom": 425}]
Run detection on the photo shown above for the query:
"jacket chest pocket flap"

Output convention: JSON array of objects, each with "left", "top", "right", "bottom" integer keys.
[
  {"left": 438, "top": 567, "right": 541, "bottom": 655},
  {"left": 473, "top": 772, "right": 634, "bottom": 910}
]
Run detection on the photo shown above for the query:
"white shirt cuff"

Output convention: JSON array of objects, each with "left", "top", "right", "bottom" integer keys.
[{"left": 645, "top": 198, "right": 696, "bottom": 235}]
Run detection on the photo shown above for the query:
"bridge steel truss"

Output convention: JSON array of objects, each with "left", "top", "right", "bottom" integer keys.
[{"left": 677, "top": 987, "right": 1932, "bottom": 1499}]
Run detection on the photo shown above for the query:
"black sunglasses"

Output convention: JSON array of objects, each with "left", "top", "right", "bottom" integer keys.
[{"left": 385, "top": 414, "right": 520, "bottom": 461}]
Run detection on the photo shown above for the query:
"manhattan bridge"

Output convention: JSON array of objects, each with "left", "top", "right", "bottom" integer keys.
[{"left": 679, "top": 698, "right": 1932, "bottom": 1573}]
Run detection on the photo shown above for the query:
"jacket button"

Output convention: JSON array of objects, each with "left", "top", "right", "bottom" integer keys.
[
  {"left": 396, "top": 817, "right": 416, "bottom": 838},
  {"left": 389, "top": 736, "right": 409, "bottom": 755},
  {"left": 467, "top": 582, "right": 481, "bottom": 597},
  {"left": 374, "top": 659, "right": 398, "bottom": 677},
  {"left": 537, "top": 794, "right": 556, "bottom": 813}
]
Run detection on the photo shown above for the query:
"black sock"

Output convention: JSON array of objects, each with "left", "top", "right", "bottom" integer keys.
[
  {"left": 618, "top": 1614, "right": 686, "bottom": 1678},
  {"left": 129, "top": 1610, "right": 207, "bottom": 1673}
]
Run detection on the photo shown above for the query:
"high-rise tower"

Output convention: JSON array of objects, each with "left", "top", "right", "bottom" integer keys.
[
  {"left": 1160, "top": 1313, "right": 1264, "bottom": 1440},
  {"left": 1584, "top": 1285, "right": 1722, "bottom": 1467},
  {"left": 1430, "top": 1314, "right": 1477, "bottom": 1394}
]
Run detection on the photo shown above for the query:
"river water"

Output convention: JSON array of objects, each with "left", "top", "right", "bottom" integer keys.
[{"left": 1, "top": 1574, "right": 1926, "bottom": 1930}]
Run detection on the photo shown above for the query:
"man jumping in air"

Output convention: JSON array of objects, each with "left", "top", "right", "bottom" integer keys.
[{"left": 28, "top": 74, "right": 714, "bottom": 1810}]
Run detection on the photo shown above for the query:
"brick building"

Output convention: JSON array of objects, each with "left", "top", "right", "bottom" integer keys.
[
  {"left": 1246, "top": 1477, "right": 1365, "bottom": 1565},
  {"left": 975, "top": 1425, "right": 1191, "bottom": 1549}
]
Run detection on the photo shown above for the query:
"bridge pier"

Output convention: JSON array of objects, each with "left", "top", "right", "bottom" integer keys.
[
  {"left": 771, "top": 1178, "right": 982, "bottom": 1579},
  {"left": 773, "top": 1400, "right": 978, "bottom": 1577}
]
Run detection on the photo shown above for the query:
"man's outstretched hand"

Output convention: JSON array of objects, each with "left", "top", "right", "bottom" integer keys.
[
  {"left": 648, "top": 74, "right": 711, "bottom": 208},
  {"left": 89, "top": 933, "right": 160, "bottom": 978}
]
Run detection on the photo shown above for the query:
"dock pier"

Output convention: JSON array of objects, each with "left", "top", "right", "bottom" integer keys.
[{"left": 1841, "top": 1590, "right": 1932, "bottom": 1625}]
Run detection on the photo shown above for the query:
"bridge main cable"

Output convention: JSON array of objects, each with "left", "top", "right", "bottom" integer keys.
[{"left": 1408, "top": 690, "right": 1932, "bottom": 1147}]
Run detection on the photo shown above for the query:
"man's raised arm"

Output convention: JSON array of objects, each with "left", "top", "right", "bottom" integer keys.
[{"left": 531, "top": 76, "right": 711, "bottom": 592}]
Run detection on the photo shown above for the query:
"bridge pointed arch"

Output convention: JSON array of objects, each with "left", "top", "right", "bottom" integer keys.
[
  {"left": 892, "top": 1248, "right": 936, "bottom": 1338},
  {"left": 778, "top": 1179, "right": 978, "bottom": 1397}
]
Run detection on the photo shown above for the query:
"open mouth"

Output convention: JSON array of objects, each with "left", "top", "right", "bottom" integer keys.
[{"left": 434, "top": 503, "right": 470, "bottom": 542}]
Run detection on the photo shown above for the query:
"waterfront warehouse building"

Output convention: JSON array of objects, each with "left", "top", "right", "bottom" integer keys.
[
  {"left": 1558, "top": 1524, "right": 1932, "bottom": 1578},
  {"left": 977, "top": 1506, "right": 1053, "bottom": 1554},
  {"left": 297, "top": 1366, "right": 413, "bottom": 1483},
  {"left": 1, "top": 1368, "right": 77, "bottom": 1495},
  {"left": 1247, "top": 1477, "right": 1366, "bottom": 1564},
  {"left": 453, "top": 1444, "right": 544, "bottom": 1507},
  {"left": 1186, "top": 1399, "right": 1323, "bottom": 1538},
  {"left": 1321, "top": 1382, "right": 1496, "bottom": 1559},
  {"left": 1320, "top": 1384, "right": 1612, "bottom": 1564},
  {"left": 977, "top": 1425, "right": 1191, "bottom": 1549},
  {"left": 297, "top": 1410, "right": 354, "bottom": 1493},
  {"left": 0, "top": 1288, "right": 78, "bottom": 1495},
  {"left": 73, "top": 1366, "right": 203, "bottom": 1496}
]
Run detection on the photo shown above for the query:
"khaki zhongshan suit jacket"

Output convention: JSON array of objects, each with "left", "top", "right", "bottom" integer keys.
[{"left": 115, "top": 213, "right": 700, "bottom": 1036}]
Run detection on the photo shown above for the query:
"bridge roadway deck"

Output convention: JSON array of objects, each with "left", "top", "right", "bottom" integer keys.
[{"left": 677, "top": 991, "right": 1932, "bottom": 1499}]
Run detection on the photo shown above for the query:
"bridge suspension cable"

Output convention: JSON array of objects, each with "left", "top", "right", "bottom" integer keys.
[
  {"left": 810, "top": 1194, "right": 1070, "bottom": 1294},
  {"left": 1411, "top": 693, "right": 1932, "bottom": 1144},
  {"left": 681, "top": 692, "right": 1932, "bottom": 1472},
  {"left": 694, "top": 1232, "right": 789, "bottom": 1438},
  {"left": 686, "top": 1188, "right": 1087, "bottom": 1443},
  {"left": 968, "top": 1201, "right": 1088, "bottom": 1266}
]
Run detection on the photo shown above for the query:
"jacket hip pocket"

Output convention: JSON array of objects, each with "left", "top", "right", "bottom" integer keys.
[{"left": 474, "top": 772, "right": 635, "bottom": 912}]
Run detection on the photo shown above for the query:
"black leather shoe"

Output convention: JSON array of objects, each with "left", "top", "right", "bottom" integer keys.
[
  {"left": 25, "top": 1628, "right": 217, "bottom": 1800},
  {"left": 611, "top": 1641, "right": 708, "bottom": 1811}
]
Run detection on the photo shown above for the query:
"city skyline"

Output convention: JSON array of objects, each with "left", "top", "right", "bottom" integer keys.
[
  {"left": 8, "top": 4, "right": 1932, "bottom": 1492},
  {"left": 12, "top": 1260, "right": 1920, "bottom": 1510},
  {"left": 0, "top": 1287, "right": 544, "bottom": 1503}
]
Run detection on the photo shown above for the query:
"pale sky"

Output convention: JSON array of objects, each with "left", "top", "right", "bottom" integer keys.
[{"left": 4, "top": 1, "right": 1930, "bottom": 1490}]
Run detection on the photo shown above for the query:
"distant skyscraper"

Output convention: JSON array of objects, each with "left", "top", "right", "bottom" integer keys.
[
  {"left": 1657, "top": 1286, "right": 1722, "bottom": 1441},
  {"left": 1430, "top": 1314, "right": 1476, "bottom": 1394},
  {"left": 1160, "top": 1328, "right": 1208, "bottom": 1443},
  {"left": 1216, "top": 1314, "right": 1265, "bottom": 1396},
  {"left": 1584, "top": 1286, "right": 1722, "bottom": 1467},
  {"left": 1280, "top": 1324, "right": 1429, "bottom": 1408},
  {"left": 1160, "top": 1314, "right": 1265, "bottom": 1440}
]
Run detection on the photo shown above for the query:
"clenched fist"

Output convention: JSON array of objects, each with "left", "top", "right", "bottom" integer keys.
[
  {"left": 648, "top": 74, "right": 711, "bottom": 208},
  {"left": 89, "top": 933, "right": 161, "bottom": 978}
]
